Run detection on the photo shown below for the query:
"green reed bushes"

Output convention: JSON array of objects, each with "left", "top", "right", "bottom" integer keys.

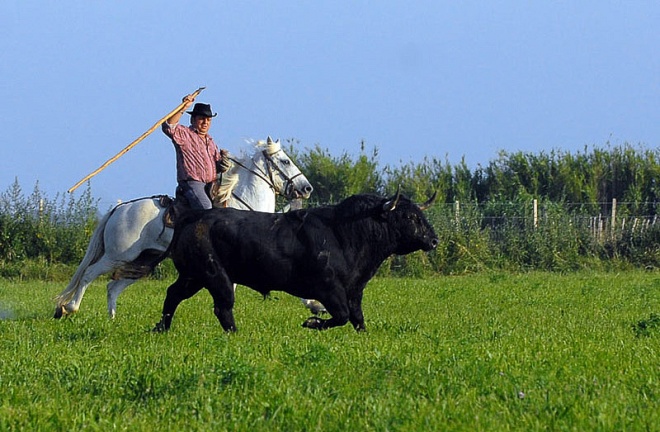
[
  {"left": 478, "top": 143, "right": 660, "bottom": 206},
  {"left": 287, "top": 141, "right": 384, "bottom": 204},
  {"left": 0, "top": 179, "right": 98, "bottom": 279}
]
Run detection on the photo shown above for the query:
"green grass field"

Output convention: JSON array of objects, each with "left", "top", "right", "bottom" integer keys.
[{"left": 1, "top": 271, "right": 659, "bottom": 431}]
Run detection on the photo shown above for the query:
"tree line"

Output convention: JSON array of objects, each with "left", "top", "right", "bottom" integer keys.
[
  {"left": 1, "top": 142, "right": 659, "bottom": 279},
  {"left": 290, "top": 140, "right": 660, "bottom": 211}
]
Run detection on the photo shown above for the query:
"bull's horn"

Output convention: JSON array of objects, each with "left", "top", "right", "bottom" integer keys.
[
  {"left": 418, "top": 191, "right": 437, "bottom": 211},
  {"left": 383, "top": 185, "right": 402, "bottom": 212}
]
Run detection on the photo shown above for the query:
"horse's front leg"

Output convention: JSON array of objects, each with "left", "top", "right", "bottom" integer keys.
[
  {"left": 300, "top": 298, "right": 327, "bottom": 315},
  {"left": 302, "top": 291, "right": 350, "bottom": 331}
]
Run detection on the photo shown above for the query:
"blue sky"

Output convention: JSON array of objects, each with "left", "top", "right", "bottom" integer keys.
[{"left": 1, "top": 1, "right": 658, "bottom": 209}]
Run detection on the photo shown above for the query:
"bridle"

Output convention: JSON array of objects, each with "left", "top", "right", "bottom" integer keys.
[{"left": 228, "top": 149, "right": 304, "bottom": 211}]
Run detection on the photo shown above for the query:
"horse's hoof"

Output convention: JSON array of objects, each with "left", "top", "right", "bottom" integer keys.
[
  {"left": 303, "top": 299, "right": 327, "bottom": 315},
  {"left": 302, "top": 317, "right": 324, "bottom": 330},
  {"left": 53, "top": 307, "right": 65, "bottom": 319}
]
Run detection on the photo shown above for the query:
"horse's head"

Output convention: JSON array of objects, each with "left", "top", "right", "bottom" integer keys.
[
  {"left": 212, "top": 137, "right": 313, "bottom": 209},
  {"left": 256, "top": 136, "right": 313, "bottom": 200}
]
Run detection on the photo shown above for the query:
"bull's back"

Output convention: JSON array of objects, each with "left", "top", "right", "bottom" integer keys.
[
  {"left": 172, "top": 208, "right": 339, "bottom": 296},
  {"left": 172, "top": 209, "right": 291, "bottom": 266},
  {"left": 212, "top": 210, "right": 309, "bottom": 288}
]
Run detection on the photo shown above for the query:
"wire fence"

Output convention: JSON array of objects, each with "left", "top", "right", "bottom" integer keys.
[
  {"left": 444, "top": 199, "right": 659, "bottom": 241},
  {"left": 399, "top": 199, "right": 660, "bottom": 273}
]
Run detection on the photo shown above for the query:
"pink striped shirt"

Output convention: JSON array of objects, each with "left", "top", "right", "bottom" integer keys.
[{"left": 162, "top": 123, "right": 222, "bottom": 183}]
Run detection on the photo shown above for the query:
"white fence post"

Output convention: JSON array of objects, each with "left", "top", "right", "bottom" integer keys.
[{"left": 611, "top": 198, "right": 617, "bottom": 239}]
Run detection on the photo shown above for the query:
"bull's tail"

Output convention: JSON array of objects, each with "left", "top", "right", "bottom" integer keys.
[{"left": 53, "top": 209, "right": 113, "bottom": 306}]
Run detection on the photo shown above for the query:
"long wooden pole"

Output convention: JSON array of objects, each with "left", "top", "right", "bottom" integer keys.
[{"left": 68, "top": 86, "right": 206, "bottom": 193}]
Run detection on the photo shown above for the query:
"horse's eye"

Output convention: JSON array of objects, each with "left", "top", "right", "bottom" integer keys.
[{"left": 281, "top": 159, "right": 291, "bottom": 165}]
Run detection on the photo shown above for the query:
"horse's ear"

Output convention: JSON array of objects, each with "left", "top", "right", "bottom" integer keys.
[{"left": 267, "top": 136, "right": 273, "bottom": 144}]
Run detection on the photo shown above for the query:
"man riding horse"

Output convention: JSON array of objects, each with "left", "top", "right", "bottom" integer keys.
[{"left": 162, "top": 93, "right": 232, "bottom": 209}]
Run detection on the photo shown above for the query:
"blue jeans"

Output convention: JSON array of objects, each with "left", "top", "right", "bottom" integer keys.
[{"left": 178, "top": 180, "right": 212, "bottom": 210}]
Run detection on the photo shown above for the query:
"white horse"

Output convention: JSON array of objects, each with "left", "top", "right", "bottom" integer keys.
[{"left": 54, "top": 137, "right": 315, "bottom": 319}]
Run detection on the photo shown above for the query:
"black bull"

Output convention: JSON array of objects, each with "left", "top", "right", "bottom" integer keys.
[{"left": 153, "top": 192, "right": 438, "bottom": 332}]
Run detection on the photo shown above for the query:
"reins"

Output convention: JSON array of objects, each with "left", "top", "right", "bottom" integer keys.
[
  {"left": 227, "top": 148, "right": 300, "bottom": 211},
  {"left": 228, "top": 155, "right": 276, "bottom": 194}
]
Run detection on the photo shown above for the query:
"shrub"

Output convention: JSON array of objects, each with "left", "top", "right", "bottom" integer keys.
[{"left": 0, "top": 179, "right": 99, "bottom": 265}]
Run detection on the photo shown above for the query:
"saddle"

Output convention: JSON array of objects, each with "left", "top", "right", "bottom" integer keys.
[
  {"left": 159, "top": 181, "right": 230, "bottom": 229},
  {"left": 158, "top": 195, "right": 177, "bottom": 228}
]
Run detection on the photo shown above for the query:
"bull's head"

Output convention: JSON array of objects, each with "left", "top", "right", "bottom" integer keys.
[{"left": 382, "top": 189, "right": 439, "bottom": 254}]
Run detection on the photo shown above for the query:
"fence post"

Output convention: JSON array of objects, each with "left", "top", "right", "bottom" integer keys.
[
  {"left": 611, "top": 198, "right": 617, "bottom": 239},
  {"left": 39, "top": 198, "right": 44, "bottom": 223}
]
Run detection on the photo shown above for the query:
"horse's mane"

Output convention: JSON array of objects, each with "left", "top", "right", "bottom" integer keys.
[{"left": 211, "top": 139, "right": 281, "bottom": 206}]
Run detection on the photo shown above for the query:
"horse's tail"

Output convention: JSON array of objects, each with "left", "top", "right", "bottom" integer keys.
[{"left": 54, "top": 208, "right": 113, "bottom": 306}]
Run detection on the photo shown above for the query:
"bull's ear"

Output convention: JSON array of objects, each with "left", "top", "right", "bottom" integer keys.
[
  {"left": 418, "top": 191, "right": 437, "bottom": 211},
  {"left": 383, "top": 186, "right": 402, "bottom": 212}
]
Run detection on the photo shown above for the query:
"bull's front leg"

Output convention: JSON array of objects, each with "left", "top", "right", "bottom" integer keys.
[
  {"left": 302, "top": 314, "right": 349, "bottom": 330},
  {"left": 153, "top": 277, "right": 203, "bottom": 332},
  {"left": 206, "top": 270, "right": 237, "bottom": 332},
  {"left": 213, "top": 306, "right": 236, "bottom": 332},
  {"left": 348, "top": 289, "right": 366, "bottom": 332},
  {"left": 153, "top": 314, "right": 173, "bottom": 332}
]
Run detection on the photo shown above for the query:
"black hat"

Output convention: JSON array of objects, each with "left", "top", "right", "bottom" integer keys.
[{"left": 187, "top": 103, "right": 217, "bottom": 118}]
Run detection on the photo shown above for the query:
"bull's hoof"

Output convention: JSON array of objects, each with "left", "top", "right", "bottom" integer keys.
[
  {"left": 302, "top": 316, "right": 324, "bottom": 330},
  {"left": 152, "top": 321, "right": 169, "bottom": 333}
]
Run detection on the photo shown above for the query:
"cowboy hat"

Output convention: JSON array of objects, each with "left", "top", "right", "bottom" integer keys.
[{"left": 187, "top": 103, "right": 217, "bottom": 118}]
